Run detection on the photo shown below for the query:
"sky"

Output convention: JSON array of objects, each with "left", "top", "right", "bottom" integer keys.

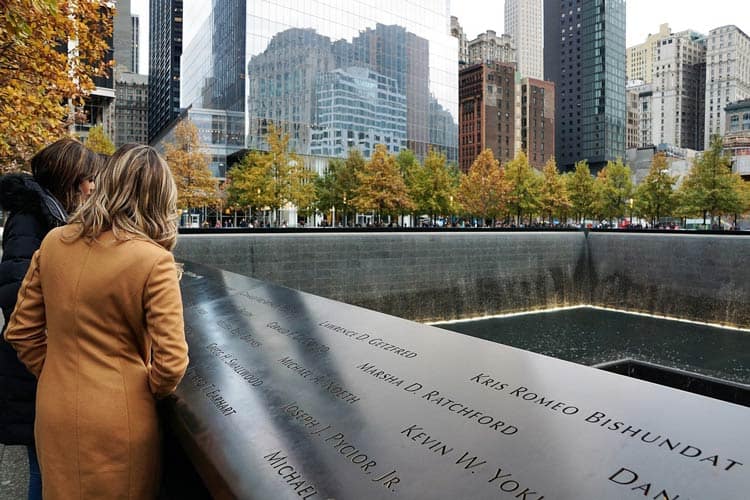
[
  {"left": 131, "top": 0, "right": 750, "bottom": 75},
  {"left": 455, "top": 0, "right": 750, "bottom": 47}
]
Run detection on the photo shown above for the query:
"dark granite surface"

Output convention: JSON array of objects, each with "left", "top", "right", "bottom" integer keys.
[{"left": 170, "top": 261, "right": 750, "bottom": 499}]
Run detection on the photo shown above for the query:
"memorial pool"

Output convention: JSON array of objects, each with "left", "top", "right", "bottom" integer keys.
[{"left": 436, "top": 307, "right": 750, "bottom": 386}]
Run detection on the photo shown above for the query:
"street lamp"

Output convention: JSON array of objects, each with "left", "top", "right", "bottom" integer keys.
[
  {"left": 342, "top": 195, "right": 347, "bottom": 227},
  {"left": 449, "top": 195, "right": 454, "bottom": 227}
]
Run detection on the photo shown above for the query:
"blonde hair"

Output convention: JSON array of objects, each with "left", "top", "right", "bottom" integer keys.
[{"left": 67, "top": 144, "right": 178, "bottom": 250}]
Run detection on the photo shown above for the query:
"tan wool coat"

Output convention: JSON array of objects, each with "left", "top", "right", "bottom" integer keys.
[{"left": 4, "top": 227, "right": 189, "bottom": 500}]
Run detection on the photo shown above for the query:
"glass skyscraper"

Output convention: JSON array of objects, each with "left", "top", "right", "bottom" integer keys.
[
  {"left": 544, "top": 0, "right": 626, "bottom": 171},
  {"left": 182, "top": 0, "right": 458, "bottom": 162}
]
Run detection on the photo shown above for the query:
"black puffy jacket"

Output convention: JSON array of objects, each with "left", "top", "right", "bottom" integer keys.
[{"left": 0, "top": 173, "right": 67, "bottom": 445}]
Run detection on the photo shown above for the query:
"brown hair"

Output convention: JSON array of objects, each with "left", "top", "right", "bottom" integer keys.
[
  {"left": 67, "top": 144, "right": 179, "bottom": 251},
  {"left": 31, "top": 137, "right": 102, "bottom": 213}
]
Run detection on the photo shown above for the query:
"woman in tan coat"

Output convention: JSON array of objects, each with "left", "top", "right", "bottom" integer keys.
[{"left": 5, "top": 144, "right": 189, "bottom": 499}]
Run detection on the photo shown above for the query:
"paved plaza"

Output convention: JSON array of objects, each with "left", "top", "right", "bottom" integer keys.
[{"left": 0, "top": 444, "right": 27, "bottom": 500}]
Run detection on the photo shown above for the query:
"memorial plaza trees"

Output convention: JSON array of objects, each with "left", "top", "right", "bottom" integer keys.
[
  {"left": 565, "top": 161, "right": 596, "bottom": 224},
  {"left": 457, "top": 149, "right": 509, "bottom": 226},
  {"left": 0, "top": 0, "right": 113, "bottom": 170},
  {"left": 505, "top": 151, "right": 542, "bottom": 226},
  {"left": 593, "top": 159, "right": 634, "bottom": 226},
  {"left": 678, "top": 136, "right": 745, "bottom": 226},
  {"left": 352, "top": 144, "right": 414, "bottom": 224},
  {"left": 634, "top": 153, "right": 677, "bottom": 226},
  {"left": 164, "top": 119, "right": 219, "bottom": 215},
  {"left": 539, "top": 157, "right": 570, "bottom": 224},
  {"left": 84, "top": 124, "right": 115, "bottom": 155},
  {"left": 228, "top": 124, "right": 315, "bottom": 226},
  {"left": 315, "top": 152, "right": 361, "bottom": 226},
  {"left": 406, "top": 149, "right": 457, "bottom": 225}
]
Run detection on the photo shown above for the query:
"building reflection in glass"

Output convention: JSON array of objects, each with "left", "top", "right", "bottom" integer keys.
[{"left": 182, "top": 0, "right": 457, "bottom": 163}]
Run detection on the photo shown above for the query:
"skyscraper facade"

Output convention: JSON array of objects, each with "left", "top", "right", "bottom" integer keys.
[
  {"left": 202, "top": 0, "right": 457, "bottom": 163},
  {"left": 651, "top": 31, "right": 706, "bottom": 150},
  {"left": 704, "top": 26, "right": 750, "bottom": 145},
  {"left": 148, "top": 0, "right": 183, "bottom": 142},
  {"left": 113, "top": 0, "right": 134, "bottom": 72},
  {"left": 504, "top": 0, "right": 543, "bottom": 79},
  {"left": 132, "top": 15, "right": 140, "bottom": 73},
  {"left": 114, "top": 69, "right": 149, "bottom": 147},
  {"left": 458, "top": 62, "right": 517, "bottom": 171},
  {"left": 627, "top": 23, "right": 671, "bottom": 84},
  {"left": 544, "top": 0, "right": 626, "bottom": 171},
  {"left": 520, "top": 77, "right": 555, "bottom": 168}
]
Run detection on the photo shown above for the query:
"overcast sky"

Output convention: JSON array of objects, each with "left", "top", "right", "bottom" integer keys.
[
  {"left": 131, "top": 0, "right": 750, "bottom": 75},
  {"left": 455, "top": 0, "right": 750, "bottom": 46}
]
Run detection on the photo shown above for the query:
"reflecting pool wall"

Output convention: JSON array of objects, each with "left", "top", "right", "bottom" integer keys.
[{"left": 175, "top": 231, "right": 750, "bottom": 329}]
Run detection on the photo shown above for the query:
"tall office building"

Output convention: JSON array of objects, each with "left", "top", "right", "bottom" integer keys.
[
  {"left": 544, "top": 0, "right": 626, "bottom": 171},
  {"left": 626, "top": 85, "right": 640, "bottom": 149},
  {"left": 112, "top": 0, "right": 134, "bottom": 72},
  {"left": 504, "top": 0, "right": 543, "bottom": 79},
  {"left": 451, "top": 16, "right": 469, "bottom": 66},
  {"left": 651, "top": 31, "right": 706, "bottom": 150},
  {"left": 704, "top": 26, "right": 750, "bottom": 145},
  {"left": 519, "top": 77, "right": 555, "bottom": 168},
  {"left": 458, "top": 62, "right": 517, "bottom": 171},
  {"left": 148, "top": 0, "right": 183, "bottom": 142},
  {"left": 132, "top": 15, "right": 139, "bottom": 73},
  {"left": 114, "top": 69, "right": 149, "bottom": 147},
  {"left": 627, "top": 23, "right": 671, "bottom": 83},
  {"left": 227, "top": 0, "right": 458, "bottom": 162}
]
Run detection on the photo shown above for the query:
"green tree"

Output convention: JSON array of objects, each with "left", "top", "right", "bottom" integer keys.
[
  {"left": 678, "top": 135, "right": 744, "bottom": 226},
  {"left": 566, "top": 160, "right": 596, "bottom": 223},
  {"left": 164, "top": 119, "right": 218, "bottom": 210},
  {"left": 1, "top": 0, "right": 113, "bottom": 169},
  {"left": 539, "top": 157, "right": 570, "bottom": 224},
  {"left": 84, "top": 124, "right": 115, "bottom": 155},
  {"left": 593, "top": 159, "right": 634, "bottom": 225},
  {"left": 634, "top": 153, "right": 677, "bottom": 226},
  {"left": 227, "top": 150, "right": 275, "bottom": 212},
  {"left": 229, "top": 124, "right": 316, "bottom": 225},
  {"left": 315, "top": 151, "right": 364, "bottom": 226},
  {"left": 407, "top": 149, "right": 456, "bottom": 222},
  {"left": 457, "top": 149, "right": 509, "bottom": 225},
  {"left": 352, "top": 144, "right": 414, "bottom": 222},
  {"left": 505, "top": 151, "right": 542, "bottom": 225}
]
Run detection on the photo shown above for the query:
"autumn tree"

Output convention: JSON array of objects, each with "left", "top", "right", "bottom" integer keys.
[
  {"left": 539, "top": 157, "right": 570, "bottom": 224},
  {"left": 634, "top": 153, "right": 677, "bottom": 226},
  {"left": 1, "top": 0, "right": 113, "bottom": 169},
  {"left": 457, "top": 149, "right": 510, "bottom": 225},
  {"left": 678, "top": 135, "right": 744, "bottom": 226},
  {"left": 226, "top": 150, "right": 275, "bottom": 212},
  {"left": 352, "top": 144, "right": 414, "bottom": 222},
  {"left": 227, "top": 124, "right": 316, "bottom": 225},
  {"left": 164, "top": 119, "right": 218, "bottom": 210},
  {"left": 566, "top": 160, "right": 596, "bottom": 223},
  {"left": 593, "top": 159, "right": 634, "bottom": 225},
  {"left": 84, "top": 124, "right": 115, "bottom": 155}
]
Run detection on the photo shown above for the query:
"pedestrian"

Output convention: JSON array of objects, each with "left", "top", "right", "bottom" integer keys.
[
  {"left": 0, "top": 137, "right": 102, "bottom": 500},
  {"left": 4, "top": 144, "right": 189, "bottom": 499}
]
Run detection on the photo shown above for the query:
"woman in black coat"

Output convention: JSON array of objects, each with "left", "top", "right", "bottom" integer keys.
[{"left": 0, "top": 138, "right": 101, "bottom": 499}]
